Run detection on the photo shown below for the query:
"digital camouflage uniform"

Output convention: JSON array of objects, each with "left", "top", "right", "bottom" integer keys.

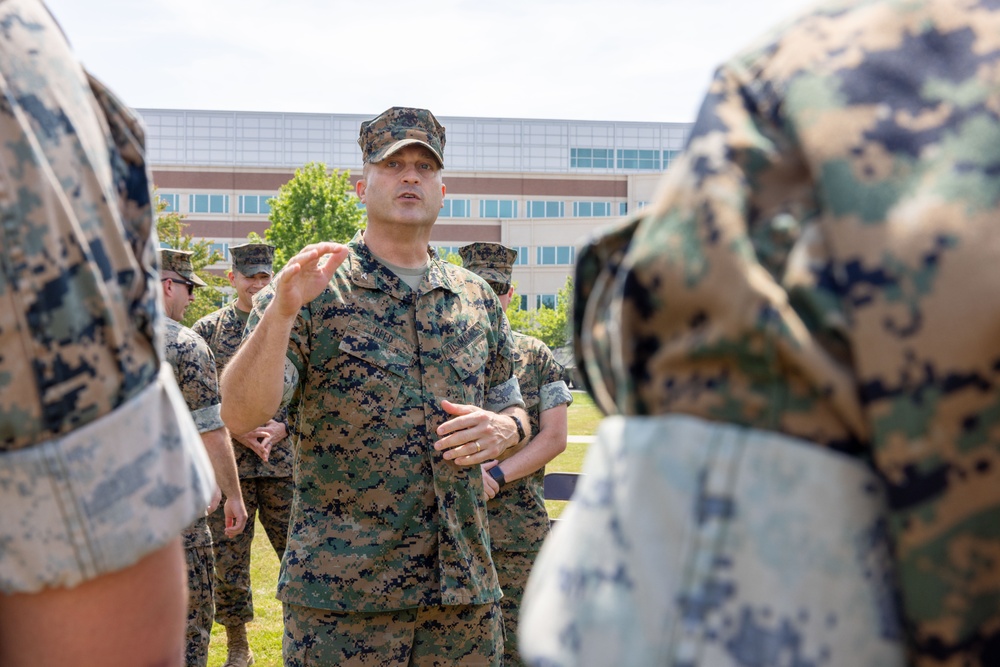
[
  {"left": 163, "top": 315, "right": 225, "bottom": 667},
  {"left": 522, "top": 1, "right": 1000, "bottom": 665},
  {"left": 460, "top": 243, "right": 573, "bottom": 667},
  {"left": 246, "top": 229, "right": 523, "bottom": 665},
  {"left": 192, "top": 242, "right": 293, "bottom": 628},
  {"left": 0, "top": 0, "right": 213, "bottom": 594}
]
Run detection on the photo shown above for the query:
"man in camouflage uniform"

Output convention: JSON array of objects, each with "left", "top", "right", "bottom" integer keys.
[
  {"left": 460, "top": 243, "right": 573, "bottom": 667},
  {"left": 220, "top": 106, "right": 530, "bottom": 666},
  {"left": 160, "top": 248, "right": 248, "bottom": 667},
  {"left": 0, "top": 3, "right": 217, "bottom": 665},
  {"left": 193, "top": 242, "right": 293, "bottom": 667},
  {"left": 521, "top": 0, "right": 1000, "bottom": 665}
]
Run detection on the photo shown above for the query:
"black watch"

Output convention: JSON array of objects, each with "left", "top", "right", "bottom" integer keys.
[
  {"left": 508, "top": 414, "right": 526, "bottom": 443},
  {"left": 488, "top": 465, "right": 507, "bottom": 488}
]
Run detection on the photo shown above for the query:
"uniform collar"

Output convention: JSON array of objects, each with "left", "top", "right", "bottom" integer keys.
[{"left": 346, "top": 231, "right": 464, "bottom": 297}]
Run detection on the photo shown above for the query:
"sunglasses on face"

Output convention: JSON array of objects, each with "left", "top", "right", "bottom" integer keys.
[
  {"left": 488, "top": 282, "right": 511, "bottom": 295},
  {"left": 162, "top": 277, "right": 197, "bottom": 292}
]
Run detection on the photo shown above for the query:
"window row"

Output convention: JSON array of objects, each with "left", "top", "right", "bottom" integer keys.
[
  {"left": 570, "top": 147, "right": 686, "bottom": 170},
  {"left": 159, "top": 192, "right": 623, "bottom": 220}
]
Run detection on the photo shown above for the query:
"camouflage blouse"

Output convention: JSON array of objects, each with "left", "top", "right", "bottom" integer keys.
[
  {"left": 247, "top": 232, "right": 523, "bottom": 612},
  {"left": 164, "top": 317, "right": 223, "bottom": 550},
  {"left": 488, "top": 332, "right": 572, "bottom": 552}
]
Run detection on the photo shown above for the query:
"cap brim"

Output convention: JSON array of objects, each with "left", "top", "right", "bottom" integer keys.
[
  {"left": 372, "top": 138, "right": 444, "bottom": 167},
  {"left": 236, "top": 265, "right": 274, "bottom": 277}
]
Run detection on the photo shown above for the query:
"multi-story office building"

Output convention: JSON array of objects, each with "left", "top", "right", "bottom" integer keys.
[{"left": 141, "top": 109, "right": 692, "bottom": 311}]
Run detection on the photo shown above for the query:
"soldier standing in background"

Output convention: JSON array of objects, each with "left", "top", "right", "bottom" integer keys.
[
  {"left": 193, "top": 242, "right": 293, "bottom": 667},
  {"left": 460, "top": 242, "right": 573, "bottom": 667},
  {"left": 220, "top": 106, "right": 530, "bottom": 666},
  {"left": 160, "top": 249, "right": 248, "bottom": 667}
]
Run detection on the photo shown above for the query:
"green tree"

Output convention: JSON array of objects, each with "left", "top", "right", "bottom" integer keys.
[
  {"left": 154, "top": 192, "right": 230, "bottom": 327},
  {"left": 507, "top": 276, "right": 573, "bottom": 349},
  {"left": 265, "top": 162, "right": 365, "bottom": 272}
]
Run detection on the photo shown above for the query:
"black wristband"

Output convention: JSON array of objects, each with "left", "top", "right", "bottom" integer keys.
[
  {"left": 488, "top": 465, "right": 507, "bottom": 488},
  {"left": 508, "top": 414, "right": 526, "bottom": 443}
]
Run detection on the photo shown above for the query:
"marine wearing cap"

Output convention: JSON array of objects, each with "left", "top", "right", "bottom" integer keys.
[
  {"left": 460, "top": 242, "right": 517, "bottom": 293},
  {"left": 159, "top": 248, "right": 207, "bottom": 287},
  {"left": 358, "top": 106, "right": 446, "bottom": 167},
  {"left": 230, "top": 242, "right": 275, "bottom": 277}
]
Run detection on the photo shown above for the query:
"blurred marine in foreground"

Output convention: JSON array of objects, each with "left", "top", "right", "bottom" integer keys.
[
  {"left": 521, "top": 0, "right": 1000, "bottom": 665},
  {"left": 0, "top": 2, "right": 215, "bottom": 666}
]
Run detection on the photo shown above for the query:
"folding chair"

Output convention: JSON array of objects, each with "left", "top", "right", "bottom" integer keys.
[{"left": 544, "top": 472, "right": 583, "bottom": 525}]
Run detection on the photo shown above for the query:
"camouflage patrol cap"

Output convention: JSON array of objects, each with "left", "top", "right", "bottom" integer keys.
[
  {"left": 459, "top": 242, "right": 517, "bottom": 288},
  {"left": 158, "top": 248, "right": 207, "bottom": 287},
  {"left": 230, "top": 242, "right": 275, "bottom": 277},
  {"left": 359, "top": 106, "right": 446, "bottom": 167}
]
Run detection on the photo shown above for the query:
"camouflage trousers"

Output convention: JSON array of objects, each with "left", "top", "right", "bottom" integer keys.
[
  {"left": 184, "top": 546, "right": 215, "bottom": 667},
  {"left": 208, "top": 475, "right": 292, "bottom": 625},
  {"left": 494, "top": 549, "right": 539, "bottom": 667},
  {"left": 282, "top": 601, "right": 503, "bottom": 666}
]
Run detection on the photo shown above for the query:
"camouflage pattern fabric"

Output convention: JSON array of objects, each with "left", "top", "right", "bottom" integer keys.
[
  {"left": 160, "top": 248, "right": 207, "bottom": 286},
  {"left": 521, "top": 415, "right": 906, "bottom": 667},
  {"left": 459, "top": 243, "right": 519, "bottom": 286},
  {"left": 493, "top": 549, "right": 536, "bottom": 667},
  {"left": 193, "top": 303, "right": 293, "bottom": 478},
  {"left": 358, "top": 106, "right": 446, "bottom": 166},
  {"left": 245, "top": 230, "right": 523, "bottom": 613},
  {"left": 560, "top": 0, "right": 1000, "bottom": 664},
  {"left": 0, "top": 0, "right": 213, "bottom": 593},
  {"left": 208, "top": 476, "right": 293, "bottom": 626},
  {"left": 490, "top": 333, "right": 572, "bottom": 550},
  {"left": 230, "top": 242, "right": 275, "bottom": 277},
  {"left": 162, "top": 317, "right": 225, "bottom": 665},
  {"left": 193, "top": 301, "right": 293, "bottom": 624},
  {"left": 489, "top": 333, "right": 571, "bottom": 667},
  {"left": 282, "top": 601, "right": 503, "bottom": 666},
  {"left": 183, "top": 545, "right": 215, "bottom": 667}
]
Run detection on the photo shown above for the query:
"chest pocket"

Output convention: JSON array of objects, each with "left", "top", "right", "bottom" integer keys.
[
  {"left": 332, "top": 318, "right": 415, "bottom": 428},
  {"left": 442, "top": 323, "right": 490, "bottom": 404}
]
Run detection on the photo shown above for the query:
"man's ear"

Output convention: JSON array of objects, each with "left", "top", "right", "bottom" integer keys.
[{"left": 356, "top": 179, "right": 366, "bottom": 203}]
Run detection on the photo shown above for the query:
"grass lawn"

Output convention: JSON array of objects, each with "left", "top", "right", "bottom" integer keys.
[{"left": 206, "top": 390, "right": 601, "bottom": 666}]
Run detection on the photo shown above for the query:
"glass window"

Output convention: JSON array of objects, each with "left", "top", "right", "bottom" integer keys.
[
  {"left": 619, "top": 202, "right": 628, "bottom": 216},
  {"left": 526, "top": 201, "right": 564, "bottom": 218},
  {"left": 573, "top": 201, "right": 613, "bottom": 217},
  {"left": 157, "top": 193, "right": 179, "bottom": 213},
  {"left": 238, "top": 195, "right": 271, "bottom": 215},
  {"left": 189, "top": 193, "right": 230, "bottom": 214},
  {"left": 536, "top": 294, "right": 557, "bottom": 309},
  {"left": 512, "top": 246, "right": 529, "bottom": 265},
  {"left": 480, "top": 199, "right": 518, "bottom": 219},
  {"left": 616, "top": 149, "right": 662, "bottom": 170},
  {"left": 436, "top": 246, "right": 461, "bottom": 259},
  {"left": 440, "top": 199, "right": 471, "bottom": 218},
  {"left": 519, "top": 295, "right": 528, "bottom": 310},
  {"left": 664, "top": 149, "right": 682, "bottom": 168},
  {"left": 570, "top": 147, "right": 613, "bottom": 169},
  {"left": 536, "top": 246, "right": 575, "bottom": 265}
]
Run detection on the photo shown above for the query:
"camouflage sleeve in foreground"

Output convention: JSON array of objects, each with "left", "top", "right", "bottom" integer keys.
[
  {"left": 0, "top": 0, "right": 214, "bottom": 594},
  {"left": 572, "top": 0, "right": 1000, "bottom": 664},
  {"left": 163, "top": 318, "right": 224, "bottom": 434}
]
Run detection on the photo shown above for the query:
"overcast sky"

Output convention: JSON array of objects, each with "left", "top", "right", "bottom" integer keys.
[{"left": 44, "top": 0, "right": 816, "bottom": 123}]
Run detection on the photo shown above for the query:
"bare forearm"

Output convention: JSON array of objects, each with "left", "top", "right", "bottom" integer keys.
[
  {"left": 221, "top": 305, "right": 295, "bottom": 434},
  {"left": 496, "top": 405, "right": 567, "bottom": 484},
  {"left": 200, "top": 427, "right": 241, "bottom": 500}
]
